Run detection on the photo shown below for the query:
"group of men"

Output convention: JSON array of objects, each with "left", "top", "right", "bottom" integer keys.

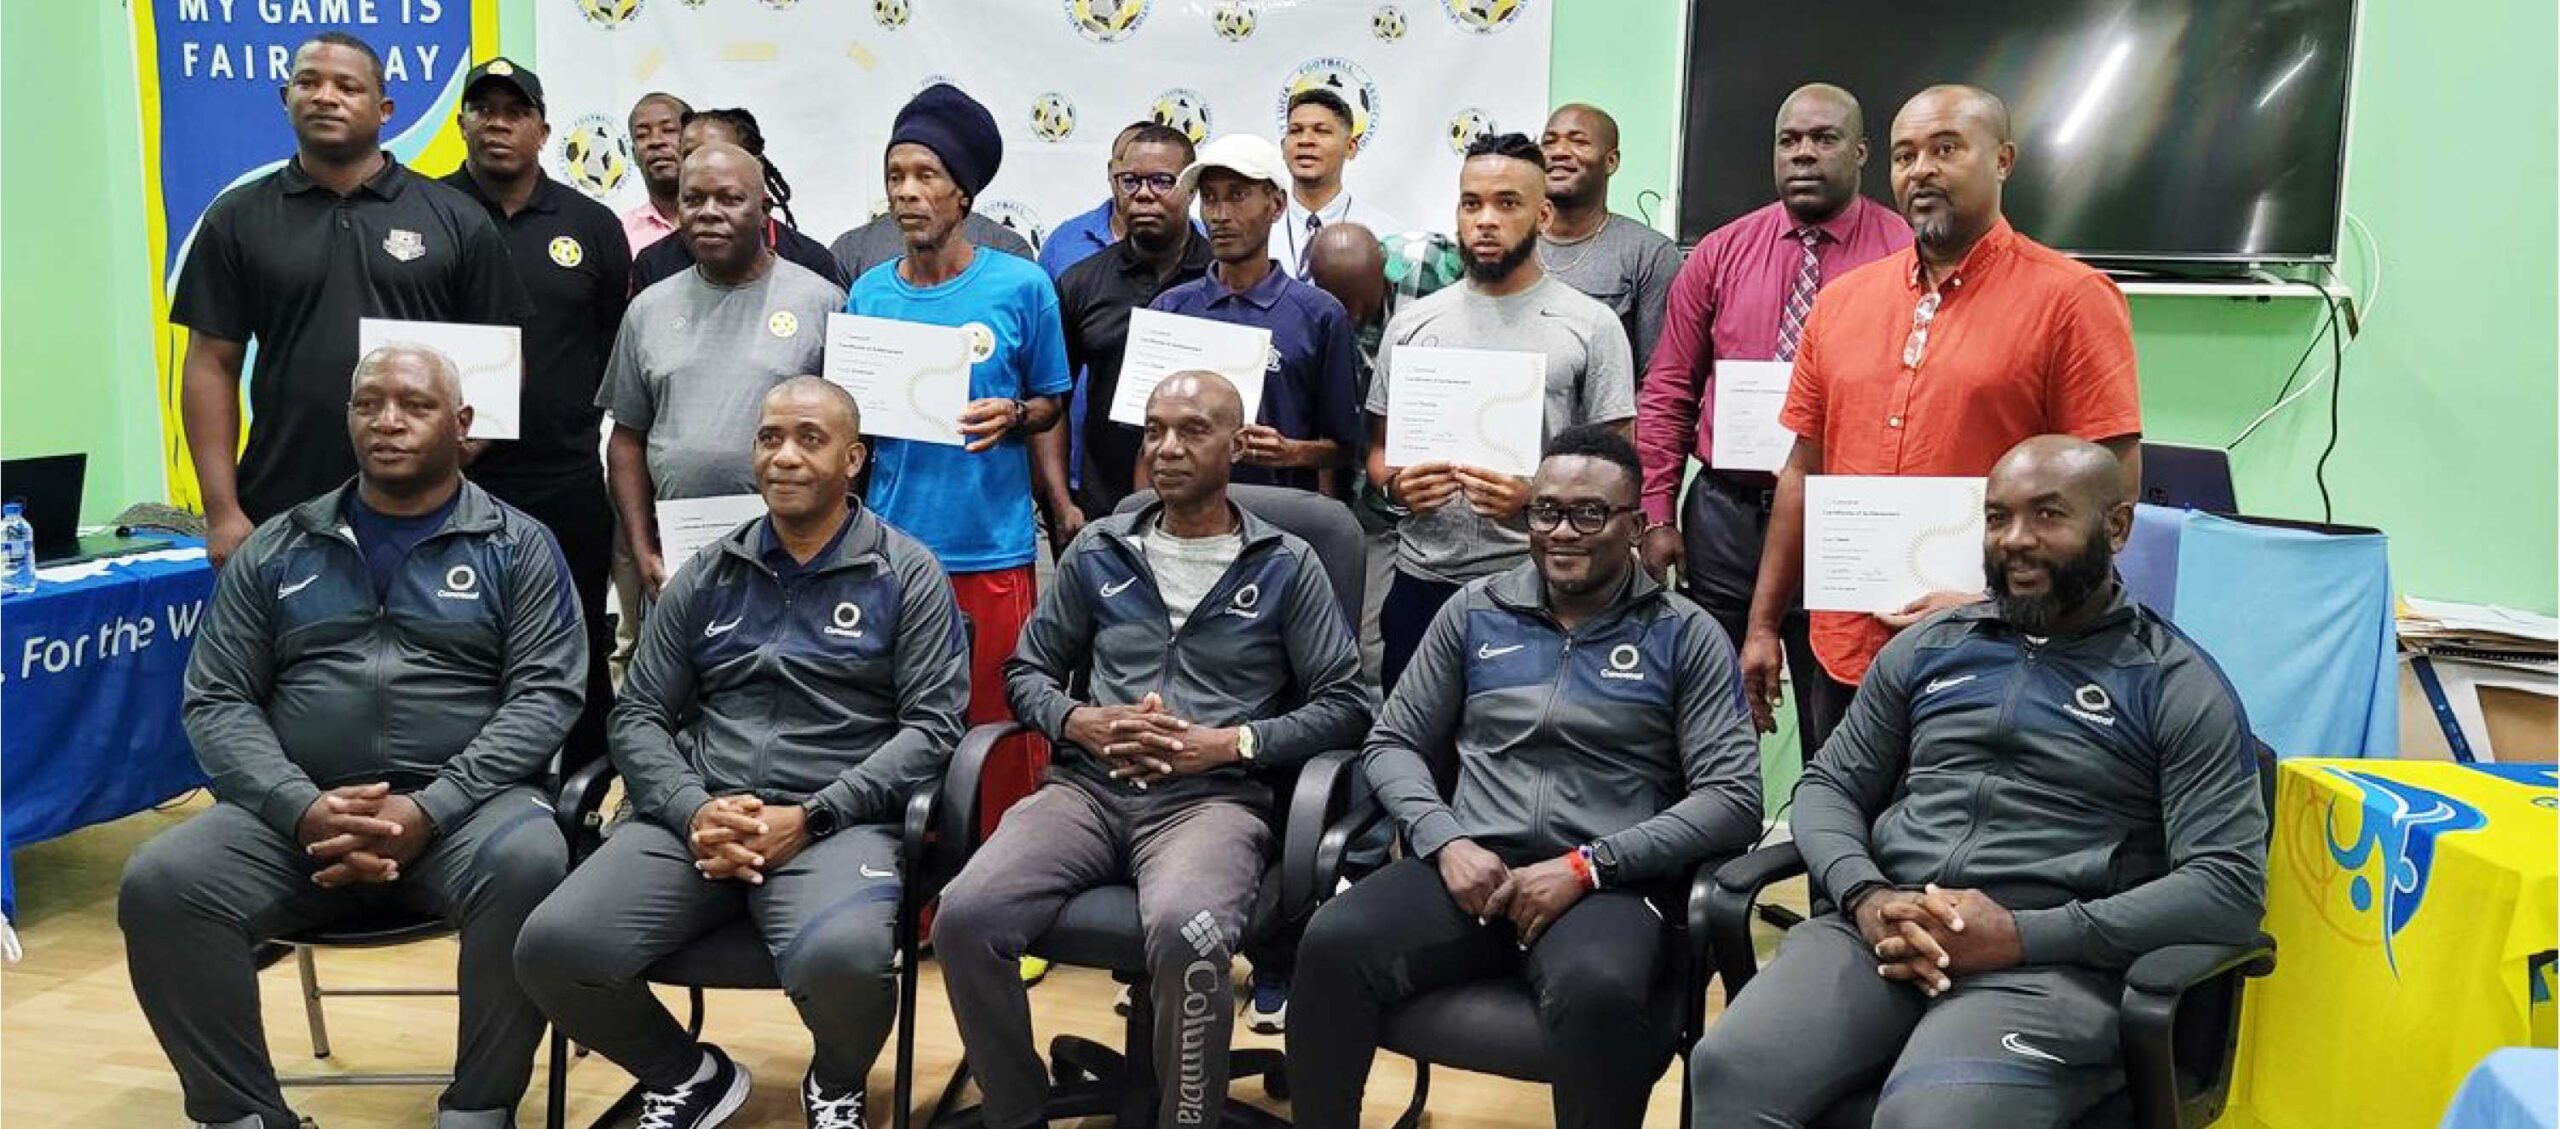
[{"left": 120, "top": 28, "right": 2270, "bottom": 1129}]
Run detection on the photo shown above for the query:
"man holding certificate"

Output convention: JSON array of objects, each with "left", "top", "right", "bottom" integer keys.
[
  {"left": 1364, "top": 133, "right": 1637, "bottom": 692},
  {"left": 1634, "top": 83, "right": 1909, "bottom": 759},
  {"left": 1738, "top": 85, "right": 2140, "bottom": 746}
]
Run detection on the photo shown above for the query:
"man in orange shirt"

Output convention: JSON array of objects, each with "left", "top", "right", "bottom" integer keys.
[{"left": 1738, "top": 85, "right": 2142, "bottom": 747}]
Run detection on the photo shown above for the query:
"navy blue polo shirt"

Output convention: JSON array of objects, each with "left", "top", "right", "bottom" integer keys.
[{"left": 1146, "top": 260, "right": 1365, "bottom": 493}]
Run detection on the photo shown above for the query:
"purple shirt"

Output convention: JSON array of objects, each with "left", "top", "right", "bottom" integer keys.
[
  {"left": 1635, "top": 196, "right": 1910, "bottom": 521},
  {"left": 1147, "top": 260, "right": 1364, "bottom": 494}
]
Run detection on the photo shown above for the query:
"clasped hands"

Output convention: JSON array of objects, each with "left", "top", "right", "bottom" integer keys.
[
  {"left": 294, "top": 782, "right": 434, "bottom": 888},
  {"left": 1064, "top": 692, "right": 1245, "bottom": 788},
  {"left": 1853, "top": 883, "right": 2025, "bottom": 997},
  {"left": 1434, "top": 838, "right": 1589, "bottom": 948},
  {"left": 688, "top": 795, "right": 812, "bottom": 885}
]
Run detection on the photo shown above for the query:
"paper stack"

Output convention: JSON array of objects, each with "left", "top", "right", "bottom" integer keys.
[{"left": 2397, "top": 596, "right": 2558, "bottom": 671}]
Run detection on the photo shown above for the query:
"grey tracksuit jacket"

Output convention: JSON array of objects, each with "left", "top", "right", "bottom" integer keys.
[
  {"left": 1362, "top": 563, "right": 1764, "bottom": 884},
  {"left": 1795, "top": 584, "right": 2269, "bottom": 971},
  {"left": 1005, "top": 501, "right": 1373, "bottom": 808},
  {"left": 613, "top": 504, "right": 969, "bottom": 832},
  {"left": 183, "top": 481, "right": 587, "bottom": 837}
]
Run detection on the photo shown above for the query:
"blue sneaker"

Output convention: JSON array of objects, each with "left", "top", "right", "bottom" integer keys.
[{"left": 1245, "top": 975, "right": 1288, "bottom": 1034}]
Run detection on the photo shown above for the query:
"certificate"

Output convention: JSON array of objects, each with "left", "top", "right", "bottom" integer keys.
[
  {"left": 1384, "top": 346, "right": 1544, "bottom": 478},
  {"left": 357, "top": 318, "right": 521, "bottom": 440},
  {"left": 1708, "top": 359, "right": 1794, "bottom": 473},
  {"left": 654, "top": 494, "right": 765, "bottom": 580},
  {"left": 1804, "top": 476, "right": 1986, "bottom": 613},
  {"left": 1107, "top": 309, "right": 1270, "bottom": 427},
  {"left": 822, "top": 313, "right": 973, "bottom": 446}
]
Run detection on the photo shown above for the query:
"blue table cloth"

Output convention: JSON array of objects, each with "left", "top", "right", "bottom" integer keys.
[
  {"left": 1, "top": 539, "right": 214, "bottom": 916},
  {"left": 2441, "top": 1048, "right": 2558, "bottom": 1129}
]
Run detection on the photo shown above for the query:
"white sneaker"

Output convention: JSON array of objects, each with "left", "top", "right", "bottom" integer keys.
[{"left": 802, "top": 1068, "right": 867, "bottom": 1129}]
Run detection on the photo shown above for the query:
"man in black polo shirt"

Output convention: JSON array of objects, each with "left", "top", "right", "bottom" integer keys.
[
  {"left": 1051, "top": 123, "right": 1209, "bottom": 526},
  {"left": 442, "top": 57, "right": 628, "bottom": 775},
  {"left": 175, "top": 31, "right": 529, "bottom": 566}
]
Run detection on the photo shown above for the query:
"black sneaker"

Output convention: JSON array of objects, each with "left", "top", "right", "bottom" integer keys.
[
  {"left": 801, "top": 1068, "right": 866, "bottom": 1129},
  {"left": 634, "top": 1044, "right": 751, "bottom": 1129}
]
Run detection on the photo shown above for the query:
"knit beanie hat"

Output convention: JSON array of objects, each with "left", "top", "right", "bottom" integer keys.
[{"left": 889, "top": 83, "right": 1003, "bottom": 199}]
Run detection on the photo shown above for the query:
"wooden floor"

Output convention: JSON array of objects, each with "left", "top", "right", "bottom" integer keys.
[{"left": 2, "top": 795, "right": 1793, "bottom": 1127}]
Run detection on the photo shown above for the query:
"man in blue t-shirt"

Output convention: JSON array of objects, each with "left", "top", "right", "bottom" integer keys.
[{"left": 846, "top": 82, "right": 1072, "bottom": 847}]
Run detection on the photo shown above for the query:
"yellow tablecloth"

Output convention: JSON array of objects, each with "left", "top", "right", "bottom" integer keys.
[{"left": 2225, "top": 760, "right": 2558, "bottom": 1128}]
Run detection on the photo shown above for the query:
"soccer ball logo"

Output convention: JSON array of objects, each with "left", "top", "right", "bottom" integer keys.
[
  {"left": 983, "top": 200, "right": 1048, "bottom": 255},
  {"left": 1030, "top": 93, "right": 1077, "bottom": 142},
  {"left": 557, "top": 115, "right": 632, "bottom": 198},
  {"left": 679, "top": 0, "right": 708, "bottom": 7},
  {"left": 1443, "top": 0, "right": 1525, "bottom": 32},
  {"left": 574, "top": 0, "right": 643, "bottom": 28},
  {"left": 1152, "top": 89, "right": 1214, "bottom": 146},
  {"left": 1371, "top": 5, "right": 1407, "bottom": 41},
  {"left": 1212, "top": 2, "right": 1255, "bottom": 40},
  {"left": 1446, "top": 108, "right": 1496, "bottom": 154},
  {"left": 1279, "top": 58, "right": 1383, "bottom": 153},
  {"left": 1065, "top": 0, "right": 1150, "bottom": 42},
  {"left": 874, "top": 0, "right": 910, "bottom": 27}
]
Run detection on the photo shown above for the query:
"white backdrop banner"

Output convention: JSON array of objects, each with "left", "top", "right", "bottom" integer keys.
[{"left": 537, "top": 0, "right": 1550, "bottom": 252}]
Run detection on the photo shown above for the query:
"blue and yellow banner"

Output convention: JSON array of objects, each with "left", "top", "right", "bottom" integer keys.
[
  {"left": 2226, "top": 760, "right": 2558, "bottom": 1128},
  {"left": 131, "top": 0, "right": 497, "bottom": 509}
]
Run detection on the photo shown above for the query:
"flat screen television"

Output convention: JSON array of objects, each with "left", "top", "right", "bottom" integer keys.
[{"left": 1674, "top": 0, "right": 2359, "bottom": 265}]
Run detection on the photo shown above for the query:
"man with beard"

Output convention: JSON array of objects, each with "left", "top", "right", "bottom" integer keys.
[
  {"left": 1737, "top": 85, "right": 2141, "bottom": 744},
  {"left": 1288, "top": 424, "right": 1761, "bottom": 1129},
  {"left": 622, "top": 92, "right": 692, "bottom": 254},
  {"left": 175, "top": 32, "right": 530, "bottom": 565},
  {"left": 598, "top": 141, "right": 844, "bottom": 598},
  {"left": 1536, "top": 103, "right": 1681, "bottom": 377},
  {"left": 1690, "top": 435, "right": 2266, "bottom": 1129},
  {"left": 1635, "top": 82, "right": 1908, "bottom": 759},
  {"left": 1053, "top": 124, "right": 1212, "bottom": 520},
  {"left": 442, "top": 58, "right": 628, "bottom": 775},
  {"left": 1363, "top": 132, "right": 1636, "bottom": 692}
]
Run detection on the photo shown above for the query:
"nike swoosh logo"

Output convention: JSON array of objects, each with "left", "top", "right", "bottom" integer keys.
[
  {"left": 703, "top": 617, "right": 742, "bottom": 638},
  {"left": 1923, "top": 674, "right": 1977, "bottom": 696},
  {"left": 2001, "top": 1032, "right": 2064, "bottom": 1064},
  {"left": 1476, "top": 643, "right": 1525, "bottom": 660},
  {"left": 859, "top": 864, "right": 895, "bottom": 879},
  {"left": 277, "top": 575, "right": 320, "bottom": 598},
  {"left": 1099, "top": 577, "right": 1137, "bottom": 598}
]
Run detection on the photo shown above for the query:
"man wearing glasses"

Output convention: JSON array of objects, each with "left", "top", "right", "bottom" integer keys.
[
  {"left": 1738, "top": 85, "right": 2140, "bottom": 742},
  {"left": 1288, "top": 423, "right": 1762, "bottom": 1129}
]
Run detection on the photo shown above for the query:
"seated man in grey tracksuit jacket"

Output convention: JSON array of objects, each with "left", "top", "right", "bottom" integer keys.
[
  {"left": 1288, "top": 424, "right": 1765, "bottom": 1129},
  {"left": 515, "top": 378, "right": 968, "bottom": 1129},
  {"left": 933, "top": 372, "right": 1372, "bottom": 1129},
  {"left": 121, "top": 345, "right": 584, "bottom": 1129},
  {"left": 1690, "top": 436, "right": 2268, "bottom": 1129}
]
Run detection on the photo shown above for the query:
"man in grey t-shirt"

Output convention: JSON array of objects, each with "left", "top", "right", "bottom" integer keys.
[
  {"left": 1537, "top": 104, "right": 1682, "bottom": 381},
  {"left": 829, "top": 210, "right": 1033, "bottom": 286},
  {"left": 598, "top": 142, "right": 845, "bottom": 596},
  {"left": 1364, "top": 133, "right": 1635, "bottom": 691}
]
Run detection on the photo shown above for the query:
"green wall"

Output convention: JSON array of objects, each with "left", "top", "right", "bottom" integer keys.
[{"left": 9, "top": 0, "right": 2553, "bottom": 591}]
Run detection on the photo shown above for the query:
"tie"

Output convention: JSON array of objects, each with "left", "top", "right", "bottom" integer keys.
[
  {"left": 1774, "top": 227, "right": 1823, "bottom": 361},
  {"left": 1297, "top": 213, "right": 1324, "bottom": 278}
]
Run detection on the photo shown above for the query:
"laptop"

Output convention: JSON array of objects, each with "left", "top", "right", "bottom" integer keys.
[
  {"left": 2, "top": 453, "right": 173, "bottom": 565},
  {"left": 2139, "top": 442, "right": 2239, "bottom": 514}
]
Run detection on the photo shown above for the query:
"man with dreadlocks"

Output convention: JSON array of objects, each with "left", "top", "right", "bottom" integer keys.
[{"left": 630, "top": 106, "right": 852, "bottom": 293}]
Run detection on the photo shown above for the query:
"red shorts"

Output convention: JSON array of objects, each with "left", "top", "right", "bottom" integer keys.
[{"left": 949, "top": 566, "right": 1049, "bottom": 838}]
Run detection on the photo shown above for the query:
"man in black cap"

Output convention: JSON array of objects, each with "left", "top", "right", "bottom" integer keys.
[
  {"left": 442, "top": 57, "right": 629, "bottom": 775},
  {"left": 176, "top": 31, "right": 530, "bottom": 566}
]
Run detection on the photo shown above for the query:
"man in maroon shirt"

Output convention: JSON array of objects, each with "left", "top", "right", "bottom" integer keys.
[{"left": 1635, "top": 83, "right": 1910, "bottom": 758}]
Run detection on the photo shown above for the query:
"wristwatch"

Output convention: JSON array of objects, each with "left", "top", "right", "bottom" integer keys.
[
  {"left": 804, "top": 799, "right": 843, "bottom": 840},
  {"left": 1235, "top": 724, "right": 1259, "bottom": 762},
  {"left": 1009, "top": 397, "right": 1030, "bottom": 430},
  {"left": 1586, "top": 839, "right": 1621, "bottom": 888}
]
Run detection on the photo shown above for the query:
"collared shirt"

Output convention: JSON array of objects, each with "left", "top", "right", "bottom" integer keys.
[
  {"left": 1148, "top": 259, "right": 1366, "bottom": 494},
  {"left": 621, "top": 201, "right": 679, "bottom": 255},
  {"left": 756, "top": 509, "right": 856, "bottom": 580},
  {"left": 442, "top": 171, "right": 632, "bottom": 480},
  {"left": 1040, "top": 198, "right": 1118, "bottom": 279},
  {"left": 172, "top": 155, "right": 532, "bottom": 522},
  {"left": 1275, "top": 188, "right": 1408, "bottom": 279},
  {"left": 1635, "top": 196, "right": 1910, "bottom": 522},
  {"left": 632, "top": 218, "right": 852, "bottom": 294},
  {"left": 1056, "top": 232, "right": 1214, "bottom": 509},
  {"left": 1783, "top": 216, "right": 2141, "bottom": 684}
]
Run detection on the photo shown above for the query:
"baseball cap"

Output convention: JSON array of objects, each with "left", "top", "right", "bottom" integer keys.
[
  {"left": 462, "top": 57, "right": 544, "bottom": 112},
  {"left": 1177, "top": 134, "right": 1287, "bottom": 195}
]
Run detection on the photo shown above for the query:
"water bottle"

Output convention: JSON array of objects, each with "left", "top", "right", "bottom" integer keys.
[{"left": 0, "top": 503, "right": 36, "bottom": 596}]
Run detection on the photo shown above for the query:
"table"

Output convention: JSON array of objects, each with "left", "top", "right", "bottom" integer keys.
[
  {"left": 2441, "top": 1048, "right": 2557, "bottom": 1129},
  {"left": 0, "top": 540, "right": 214, "bottom": 917},
  {"left": 2224, "top": 760, "right": 2559, "bottom": 1128}
]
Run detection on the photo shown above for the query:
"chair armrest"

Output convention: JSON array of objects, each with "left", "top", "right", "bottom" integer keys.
[
  {"left": 937, "top": 721, "right": 1028, "bottom": 869},
  {"left": 1277, "top": 747, "right": 1367, "bottom": 920},
  {"left": 555, "top": 758, "right": 621, "bottom": 863},
  {"left": 2120, "top": 934, "right": 2275, "bottom": 1129},
  {"left": 1703, "top": 843, "right": 1808, "bottom": 995},
  {"left": 2122, "top": 935, "right": 2278, "bottom": 999},
  {"left": 901, "top": 783, "right": 941, "bottom": 896}
]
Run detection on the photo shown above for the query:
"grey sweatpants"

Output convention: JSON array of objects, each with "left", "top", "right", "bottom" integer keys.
[
  {"left": 932, "top": 778, "right": 1269, "bottom": 1129},
  {"left": 1688, "top": 913, "right": 2125, "bottom": 1129},
  {"left": 512, "top": 817, "right": 903, "bottom": 1092},
  {"left": 117, "top": 787, "right": 566, "bottom": 1129}
]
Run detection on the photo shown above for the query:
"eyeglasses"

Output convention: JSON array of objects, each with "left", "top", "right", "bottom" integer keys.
[
  {"left": 1113, "top": 171, "right": 1180, "bottom": 196},
  {"left": 1526, "top": 501, "right": 1639, "bottom": 534},
  {"left": 1903, "top": 291, "right": 1942, "bottom": 368}
]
